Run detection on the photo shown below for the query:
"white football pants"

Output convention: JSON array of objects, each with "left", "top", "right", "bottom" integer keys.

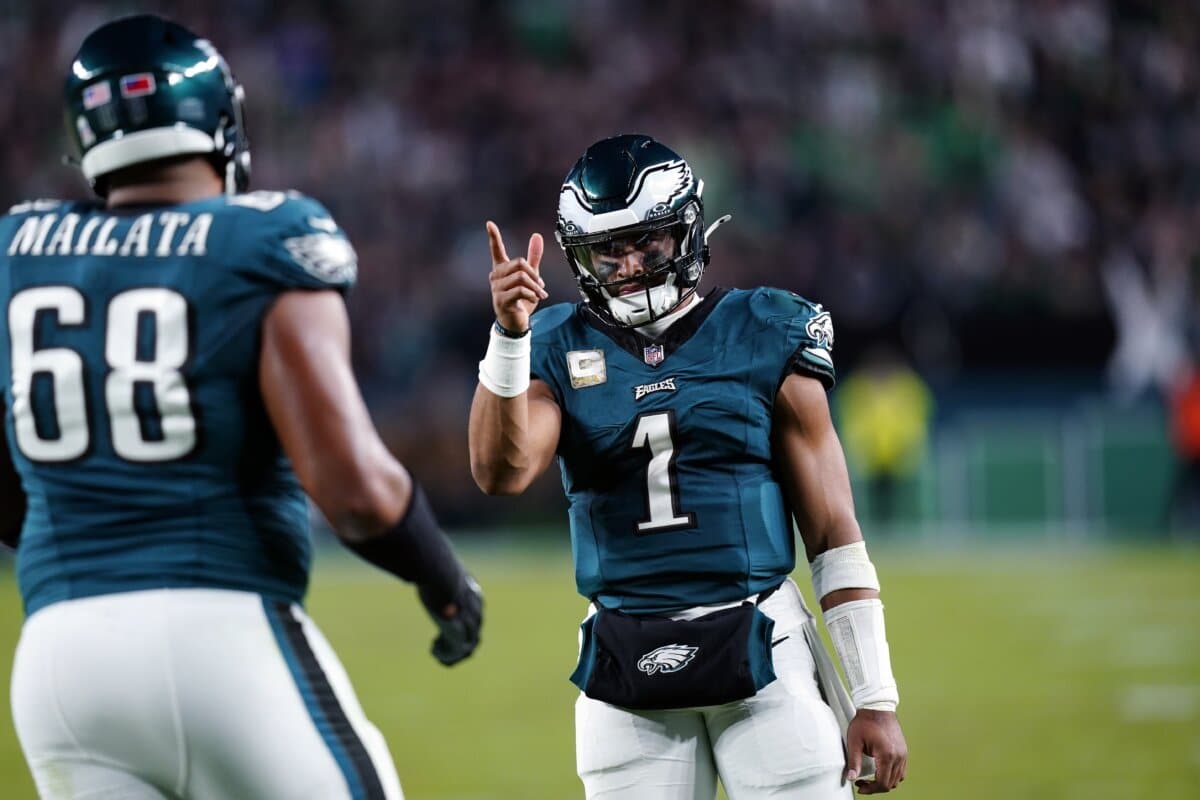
[
  {"left": 575, "top": 580, "right": 854, "bottom": 800},
  {"left": 10, "top": 588, "right": 403, "bottom": 800}
]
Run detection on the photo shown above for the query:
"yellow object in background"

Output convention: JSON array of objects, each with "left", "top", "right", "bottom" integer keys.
[{"left": 835, "top": 354, "right": 934, "bottom": 524}]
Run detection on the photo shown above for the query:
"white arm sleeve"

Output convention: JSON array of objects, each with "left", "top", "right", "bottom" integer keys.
[
  {"left": 811, "top": 542, "right": 898, "bottom": 711},
  {"left": 823, "top": 598, "right": 900, "bottom": 711}
]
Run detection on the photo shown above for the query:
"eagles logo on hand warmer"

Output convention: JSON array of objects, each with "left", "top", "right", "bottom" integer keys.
[
  {"left": 637, "top": 644, "right": 698, "bottom": 675},
  {"left": 570, "top": 603, "right": 776, "bottom": 710}
]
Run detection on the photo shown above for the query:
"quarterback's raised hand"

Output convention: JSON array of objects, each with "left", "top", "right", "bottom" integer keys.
[
  {"left": 487, "top": 221, "right": 547, "bottom": 334},
  {"left": 846, "top": 708, "right": 907, "bottom": 793}
]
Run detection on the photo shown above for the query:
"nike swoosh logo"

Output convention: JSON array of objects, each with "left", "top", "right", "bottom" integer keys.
[{"left": 771, "top": 635, "right": 790, "bottom": 647}]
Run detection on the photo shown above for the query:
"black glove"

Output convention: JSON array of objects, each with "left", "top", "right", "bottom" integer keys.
[{"left": 419, "top": 573, "right": 483, "bottom": 666}]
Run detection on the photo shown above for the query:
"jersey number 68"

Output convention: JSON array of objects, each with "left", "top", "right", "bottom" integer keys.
[{"left": 8, "top": 285, "right": 195, "bottom": 463}]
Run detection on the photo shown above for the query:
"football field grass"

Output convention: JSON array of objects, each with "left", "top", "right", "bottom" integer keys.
[{"left": 1, "top": 541, "right": 1197, "bottom": 799}]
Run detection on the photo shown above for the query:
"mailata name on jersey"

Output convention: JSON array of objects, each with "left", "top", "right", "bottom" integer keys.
[{"left": 6, "top": 200, "right": 215, "bottom": 259}]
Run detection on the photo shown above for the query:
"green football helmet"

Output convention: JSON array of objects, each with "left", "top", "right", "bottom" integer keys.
[
  {"left": 556, "top": 135, "right": 730, "bottom": 328},
  {"left": 64, "top": 14, "right": 250, "bottom": 195}
]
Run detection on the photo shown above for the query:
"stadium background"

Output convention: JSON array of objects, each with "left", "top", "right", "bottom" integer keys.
[{"left": 0, "top": 0, "right": 1198, "bottom": 797}]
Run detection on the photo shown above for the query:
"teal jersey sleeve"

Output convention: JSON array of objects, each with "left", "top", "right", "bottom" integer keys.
[
  {"left": 230, "top": 191, "right": 358, "bottom": 295},
  {"left": 748, "top": 287, "right": 836, "bottom": 390}
]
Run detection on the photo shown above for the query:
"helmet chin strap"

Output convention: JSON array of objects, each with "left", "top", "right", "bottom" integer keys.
[{"left": 213, "top": 124, "right": 236, "bottom": 195}]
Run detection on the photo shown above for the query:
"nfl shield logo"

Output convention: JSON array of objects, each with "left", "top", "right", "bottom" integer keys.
[{"left": 643, "top": 344, "right": 665, "bottom": 366}]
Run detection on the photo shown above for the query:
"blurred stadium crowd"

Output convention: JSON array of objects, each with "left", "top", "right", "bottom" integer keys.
[{"left": 1, "top": 0, "right": 1198, "bottom": 521}]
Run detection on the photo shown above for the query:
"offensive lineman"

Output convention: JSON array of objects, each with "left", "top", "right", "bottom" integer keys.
[
  {"left": 0, "top": 15, "right": 481, "bottom": 799},
  {"left": 470, "top": 135, "right": 907, "bottom": 798}
]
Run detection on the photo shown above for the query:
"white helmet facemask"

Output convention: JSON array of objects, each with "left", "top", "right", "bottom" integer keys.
[{"left": 564, "top": 221, "right": 698, "bottom": 328}]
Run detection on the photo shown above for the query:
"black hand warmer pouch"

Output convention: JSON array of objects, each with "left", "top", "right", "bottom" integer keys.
[{"left": 569, "top": 602, "right": 777, "bottom": 711}]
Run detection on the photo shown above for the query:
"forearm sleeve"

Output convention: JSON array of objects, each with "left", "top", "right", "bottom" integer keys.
[
  {"left": 823, "top": 598, "right": 899, "bottom": 711},
  {"left": 343, "top": 483, "right": 467, "bottom": 608},
  {"left": 811, "top": 541, "right": 899, "bottom": 711}
]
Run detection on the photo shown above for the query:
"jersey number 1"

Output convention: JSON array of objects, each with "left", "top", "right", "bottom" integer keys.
[
  {"left": 631, "top": 411, "right": 696, "bottom": 534},
  {"left": 8, "top": 286, "right": 196, "bottom": 463}
]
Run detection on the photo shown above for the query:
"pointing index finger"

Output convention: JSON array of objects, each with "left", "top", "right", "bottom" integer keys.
[{"left": 486, "top": 221, "right": 509, "bottom": 267}]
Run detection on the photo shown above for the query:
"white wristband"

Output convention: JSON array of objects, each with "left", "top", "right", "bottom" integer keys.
[
  {"left": 823, "top": 598, "right": 899, "bottom": 711},
  {"left": 810, "top": 541, "right": 880, "bottom": 601},
  {"left": 478, "top": 324, "right": 531, "bottom": 398}
]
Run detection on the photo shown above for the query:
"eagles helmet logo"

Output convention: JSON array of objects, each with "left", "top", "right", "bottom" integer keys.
[
  {"left": 556, "top": 159, "right": 696, "bottom": 234},
  {"left": 625, "top": 160, "right": 694, "bottom": 223},
  {"left": 805, "top": 311, "right": 834, "bottom": 350},
  {"left": 637, "top": 644, "right": 699, "bottom": 676}
]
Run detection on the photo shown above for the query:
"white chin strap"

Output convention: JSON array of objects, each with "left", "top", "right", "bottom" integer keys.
[{"left": 606, "top": 283, "right": 680, "bottom": 327}]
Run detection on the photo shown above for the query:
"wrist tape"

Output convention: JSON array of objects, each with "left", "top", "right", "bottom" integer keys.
[
  {"left": 810, "top": 541, "right": 879, "bottom": 601},
  {"left": 478, "top": 324, "right": 531, "bottom": 398},
  {"left": 823, "top": 598, "right": 900, "bottom": 711}
]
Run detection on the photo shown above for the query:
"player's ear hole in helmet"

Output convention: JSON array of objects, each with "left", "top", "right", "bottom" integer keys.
[
  {"left": 63, "top": 13, "right": 251, "bottom": 197},
  {"left": 555, "top": 134, "right": 730, "bottom": 329}
]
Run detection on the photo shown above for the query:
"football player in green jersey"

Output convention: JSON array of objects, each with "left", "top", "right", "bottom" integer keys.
[
  {"left": 471, "top": 135, "right": 907, "bottom": 798},
  {"left": 1, "top": 15, "right": 480, "bottom": 799}
]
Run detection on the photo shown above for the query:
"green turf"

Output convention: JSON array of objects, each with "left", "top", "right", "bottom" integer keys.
[{"left": 1, "top": 543, "right": 1198, "bottom": 799}]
